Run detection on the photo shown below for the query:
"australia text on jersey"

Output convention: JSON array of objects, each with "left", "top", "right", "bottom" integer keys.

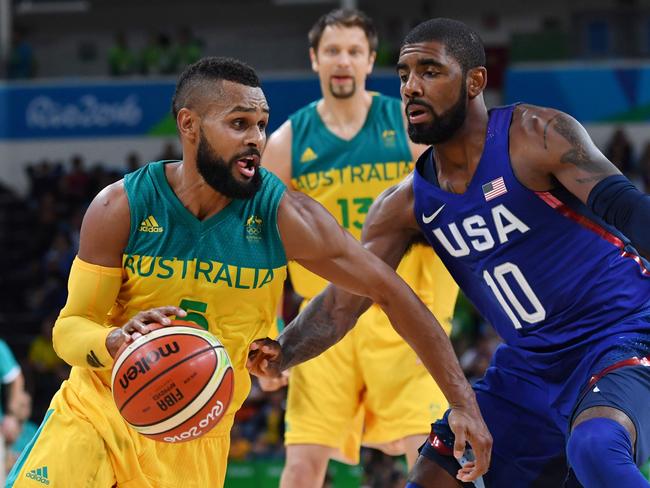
[
  {"left": 292, "top": 161, "right": 412, "bottom": 191},
  {"left": 123, "top": 254, "right": 278, "bottom": 289}
]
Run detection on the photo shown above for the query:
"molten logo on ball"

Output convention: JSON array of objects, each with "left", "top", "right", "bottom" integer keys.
[{"left": 118, "top": 341, "right": 180, "bottom": 390}]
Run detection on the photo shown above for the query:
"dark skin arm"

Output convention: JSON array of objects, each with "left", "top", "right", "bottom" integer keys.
[
  {"left": 76, "top": 181, "right": 186, "bottom": 358},
  {"left": 509, "top": 105, "right": 621, "bottom": 200},
  {"left": 247, "top": 186, "right": 491, "bottom": 482}
]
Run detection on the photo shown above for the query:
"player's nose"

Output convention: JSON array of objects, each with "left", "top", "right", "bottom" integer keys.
[{"left": 402, "top": 73, "right": 424, "bottom": 99}]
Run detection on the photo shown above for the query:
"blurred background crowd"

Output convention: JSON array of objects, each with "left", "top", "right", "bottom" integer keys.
[{"left": 1, "top": 0, "right": 650, "bottom": 486}]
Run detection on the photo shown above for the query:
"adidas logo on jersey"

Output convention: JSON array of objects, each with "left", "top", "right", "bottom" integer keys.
[
  {"left": 26, "top": 466, "right": 50, "bottom": 484},
  {"left": 300, "top": 147, "right": 318, "bottom": 163},
  {"left": 139, "top": 216, "right": 164, "bottom": 233}
]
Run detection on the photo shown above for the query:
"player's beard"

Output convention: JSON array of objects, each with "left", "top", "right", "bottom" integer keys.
[
  {"left": 407, "top": 81, "right": 467, "bottom": 145},
  {"left": 328, "top": 77, "right": 356, "bottom": 99},
  {"left": 196, "top": 129, "right": 262, "bottom": 200}
]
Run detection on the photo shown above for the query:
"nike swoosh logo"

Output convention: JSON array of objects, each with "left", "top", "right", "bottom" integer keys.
[{"left": 422, "top": 204, "right": 445, "bottom": 224}]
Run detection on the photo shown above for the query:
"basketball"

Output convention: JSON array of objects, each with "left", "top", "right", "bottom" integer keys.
[{"left": 111, "top": 320, "right": 234, "bottom": 443}]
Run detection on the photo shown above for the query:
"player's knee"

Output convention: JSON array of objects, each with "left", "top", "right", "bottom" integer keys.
[
  {"left": 281, "top": 453, "right": 328, "bottom": 486},
  {"left": 567, "top": 418, "right": 633, "bottom": 475}
]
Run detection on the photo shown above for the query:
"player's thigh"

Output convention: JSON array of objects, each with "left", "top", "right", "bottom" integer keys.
[
  {"left": 8, "top": 406, "right": 115, "bottom": 488},
  {"left": 571, "top": 364, "right": 650, "bottom": 467},
  {"left": 356, "top": 308, "right": 445, "bottom": 444},
  {"left": 285, "top": 331, "right": 363, "bottom": 446}
]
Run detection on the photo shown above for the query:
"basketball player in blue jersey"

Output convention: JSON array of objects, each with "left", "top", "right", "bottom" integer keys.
[{"left": 250, "top": 18, "right": 650, "bottom": 488}]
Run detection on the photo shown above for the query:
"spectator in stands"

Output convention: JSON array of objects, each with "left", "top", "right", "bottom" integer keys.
[
  {"left": 157, "top": 141, "right": 182, "bottom": 161},
  {"left": 6, "top": 25, "right": 36, "bottom": 79},
  {"left": 139, "top": 32, "right": 176, "bottom": 75},
  {"left": 108, "top": 32, "right": 137, "bottom": 76},
  {"left": 6, "top": 391, "right": 36, "bottom": 474},
  {"left": 124, "top": 152, "right": 141, "bottom": 175},
  {"left": 0, "top": 338, "right": 26, "bottom": 478},
  {"left": 174, "top": 27, "right": 203, "bottom": 70},
  {"left": 62, "top": 155, "right": 90, "bottom": 204},
  {"left": 606, "top": 127, "right": 635, "bottom": 175}
]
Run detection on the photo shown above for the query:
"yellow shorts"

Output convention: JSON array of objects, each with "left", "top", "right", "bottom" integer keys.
[
  {"left": 284, "top": 303, "right": 449, "bottom": 465},
  {"left": 7, "top": 368, "right": 230, "bottom": 488}
]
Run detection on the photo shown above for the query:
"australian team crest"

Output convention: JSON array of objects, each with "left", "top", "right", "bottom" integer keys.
[
  {"left": 245, "top": 215, "right": 263, "bottom": 242},
  {"left": 382, "top": 129, "right": 396, "bottom": 148}
]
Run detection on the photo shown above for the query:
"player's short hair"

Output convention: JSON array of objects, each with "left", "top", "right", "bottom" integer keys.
[
  {"left": 308, "top": 8, "right": 378, "bottom": 53},
  {"left": 171, "top": 56, "right": 260, "bottom": 119},
  {"left": 402, "top": 18, "right": 485, "bottom": 73}
]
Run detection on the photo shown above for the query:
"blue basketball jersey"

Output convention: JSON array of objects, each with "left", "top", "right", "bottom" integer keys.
[{"left": 413, "top": 104, "right": 650, "bottom": 376}]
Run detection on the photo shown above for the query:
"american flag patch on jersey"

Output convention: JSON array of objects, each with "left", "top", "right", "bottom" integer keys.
[{"left": 482, "top": 177, "right": 507, "bottom": 201}]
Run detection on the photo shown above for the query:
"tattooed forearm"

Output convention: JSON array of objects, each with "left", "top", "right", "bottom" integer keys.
[{"left": 277, "top": 293, "right": 355, "bottom": 370}]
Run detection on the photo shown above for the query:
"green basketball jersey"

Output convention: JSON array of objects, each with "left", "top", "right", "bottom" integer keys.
[{"left": 288, "top": 94, "right": 414, "bottom": 298}]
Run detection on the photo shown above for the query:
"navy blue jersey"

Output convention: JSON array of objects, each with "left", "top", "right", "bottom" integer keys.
[{"left": 413, "top": 104, "right": 650, "bottom": 375}]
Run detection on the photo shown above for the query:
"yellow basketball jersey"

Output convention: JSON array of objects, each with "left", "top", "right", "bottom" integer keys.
[
  {"left": 288, "top": 94, "right": 458, "bottom": 326},
  {"left": 104, "top": 162, "right": 287, "bottom": 436}
]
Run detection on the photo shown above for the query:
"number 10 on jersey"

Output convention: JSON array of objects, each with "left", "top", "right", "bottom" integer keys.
[{"left": 483, "top": 262, "right": 546, "bottom": 329}]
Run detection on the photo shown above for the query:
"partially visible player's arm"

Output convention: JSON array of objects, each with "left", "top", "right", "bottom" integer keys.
[
  {"left": 52, "top": 182, "right": 184, "bottom": 369},
  {"left": 261, "top": 119, "right": 293, "bottom": 186},
  {"left": 249, "top": 183, "right": 491, "bottom": 480},
  {"left": 519, "top": 106, "right": 650, "bottom": 256}
]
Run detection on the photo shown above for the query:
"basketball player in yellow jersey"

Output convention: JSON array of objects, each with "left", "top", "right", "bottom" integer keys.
[
  {"left": 6, "top": 57, "right": 488, "bottom": 487},
  {"left": 261, "top": 9, "right": 459, "bottom": 486}
]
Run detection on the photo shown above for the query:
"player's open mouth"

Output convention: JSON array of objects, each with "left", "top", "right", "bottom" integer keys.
[
  {"left": 407, "top": 104, "right": 432, "bottom": 124},
  {"left": 236, "top": 155, "right": 259, "bottom": 178},
  {"left": 331, "top": 75, "right": 353, "bottom": 84}
]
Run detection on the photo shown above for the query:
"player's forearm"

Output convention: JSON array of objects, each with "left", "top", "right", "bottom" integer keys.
[
  {"left": 378, "top": 279, "right": 474, "bottom": 407},
  {"left": 53, "top": 316, "right": 118, "bottom": 370},
  {"left": 277, "top": 289, "right": 370, "bottom": 370}
]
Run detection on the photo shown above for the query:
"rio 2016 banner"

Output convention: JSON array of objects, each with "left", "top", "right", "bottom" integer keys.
[
  {"left": 505, "top": 63, "right": 650, "bottom": 122},
  {"left": 0, "top": 75, "right": 401, "bottom": 141}
]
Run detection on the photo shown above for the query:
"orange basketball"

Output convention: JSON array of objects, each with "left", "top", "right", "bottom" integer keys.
[{"left": 111, "top": 320, "right": 234, "bottom": 443}]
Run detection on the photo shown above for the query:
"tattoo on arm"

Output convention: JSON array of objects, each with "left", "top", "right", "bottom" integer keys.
[
  {"left": 550, "top": 113, "right": 613, "bottom": 183},
  {"left": 278, "top": 293, "right": 355, "bottom": 370}
]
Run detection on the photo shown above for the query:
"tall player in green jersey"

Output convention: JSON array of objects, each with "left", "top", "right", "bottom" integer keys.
[
  {"left": 7, "top": 57, "right": 489, "bottom": 487},
  {"left": 262, "top": 9, "right": 459, "bottom": 487}
]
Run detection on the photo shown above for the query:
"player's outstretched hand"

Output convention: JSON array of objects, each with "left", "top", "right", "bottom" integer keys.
[
  {"left": 247, "top": 338, "right": 283, "bottom": 379},
  {"left": 448, "top": 402, "right": 492, "bottom": 482},
  {"left": 106, "top": 306, "right": 187, "bottom": 358}
]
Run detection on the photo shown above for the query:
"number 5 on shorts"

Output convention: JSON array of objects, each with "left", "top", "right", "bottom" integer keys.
[{"left": 178, "top": 299, "right": 209, "bottom": 330}]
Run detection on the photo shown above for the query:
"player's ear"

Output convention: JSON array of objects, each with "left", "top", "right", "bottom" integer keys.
[
  {"left": 177, "top": 108, "right": 198, "bottom": 144},
  {"left": 467, "top": 67, "right": 487, "bottom": 99},
  {"left": 309, "top": 47, "right": 319, "bottom": 73}
]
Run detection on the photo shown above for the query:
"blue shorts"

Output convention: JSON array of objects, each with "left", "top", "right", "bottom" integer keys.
[
  {"left": 572, "top": 362, "right": 650, "bottom": 467},
  {"left": 419, "top": 345, "right": 650, "bottom": 487}
]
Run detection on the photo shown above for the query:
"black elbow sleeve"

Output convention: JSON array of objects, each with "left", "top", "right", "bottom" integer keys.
[{"left": 588, "top": 175, "right": 650, "bottom": 254}]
